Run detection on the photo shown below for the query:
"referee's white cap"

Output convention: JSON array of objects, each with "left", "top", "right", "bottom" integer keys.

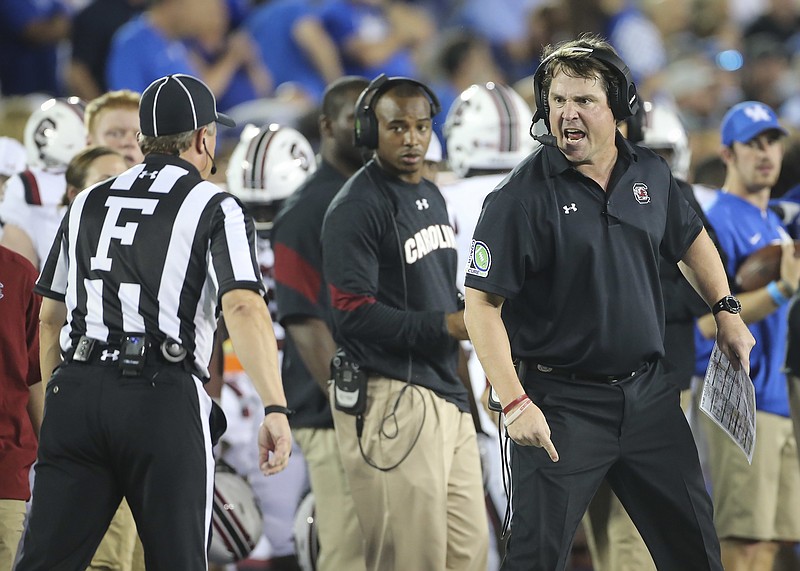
[{"left": 139, "top": 74, "right": 235, "bottom": 137}]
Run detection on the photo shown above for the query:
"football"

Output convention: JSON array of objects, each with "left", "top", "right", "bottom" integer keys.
[{"left": 735, "top": 241, "right": 800, "bottom": 292}]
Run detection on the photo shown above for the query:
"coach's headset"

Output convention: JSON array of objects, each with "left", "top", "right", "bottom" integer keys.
[
  {"left": 354, "top": 73, "right": 442, "bottom": 150},
  {"left": 531, "top": 46, "right": 639, "bottom": 134}
]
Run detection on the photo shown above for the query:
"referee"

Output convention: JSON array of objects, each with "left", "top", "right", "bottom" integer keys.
[{"left": 16, "top": 74, "right": 292, "bottom": 571}]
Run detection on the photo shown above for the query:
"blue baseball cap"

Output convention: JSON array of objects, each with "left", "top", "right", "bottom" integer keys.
[{"left": 720, "top": 101, "right": 787, "bottom": 146}]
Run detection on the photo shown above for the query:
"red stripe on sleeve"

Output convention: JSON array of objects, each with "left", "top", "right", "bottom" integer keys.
[
  {"left": 328, "top": 283, "right": 376, "bottom": 312},
  {"left": 21, "top": 170, "right": 42, "bottom": 205},
  {"left": 273, "top": 242, "right": 322, "bottom": 305}
]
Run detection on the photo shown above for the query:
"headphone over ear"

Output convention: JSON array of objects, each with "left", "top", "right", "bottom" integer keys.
[
  {"left": 354, "top": 74, "right": 442, "bottom": 150},
  {"left": 532, "top": 46, "right": 639, "bottom": 132}
]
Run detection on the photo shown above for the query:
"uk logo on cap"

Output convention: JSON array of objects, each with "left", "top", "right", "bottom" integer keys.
[{"left": 720, "top": 101, "right": 788, "bottom": 147}]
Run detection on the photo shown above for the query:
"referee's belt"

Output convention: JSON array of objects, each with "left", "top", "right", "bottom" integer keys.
[
  {"left": 522, "top": 359, "right": 654, "bottom": 384},
  {"left": 65, "top": 334, "right": 201, "bottom": 378}
]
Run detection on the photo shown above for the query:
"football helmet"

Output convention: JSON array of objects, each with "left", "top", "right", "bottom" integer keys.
[
  {"left": 23, "top": 97, "right": 87, "bottom": 170},
  {"left": 208, "top": 461, "right": 264, "bottom": 564},
  {"left": 226, "top": 123, "right": 316, "bottom": 206},
  {"left": 444, "top": 82, "right": 536, "bottom": 178},
  {"left": 641, "top": 102, "right": 692, "bottom": 181},
  {"left": 293, "top": 492, "right": 320, "bottom": 571}
]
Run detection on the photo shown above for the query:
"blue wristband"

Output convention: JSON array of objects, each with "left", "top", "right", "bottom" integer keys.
[{"left": 766, "top": 280, "right": 789, "bottom": 306}]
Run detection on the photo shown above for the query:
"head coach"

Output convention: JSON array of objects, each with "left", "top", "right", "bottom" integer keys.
[
  {"left": 463, "top": 34, "right": 755, "bottom": 570},
  {"left": 17, "top": 74, "right": 292, "bottom": 570}
]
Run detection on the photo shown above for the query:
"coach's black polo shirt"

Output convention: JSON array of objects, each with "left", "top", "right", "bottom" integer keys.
[
  {"left": 465, "top": 133, "right": 703, "bottom": 375},
  {"left": 322, "top": 159, "right": 468, "bottom": 412}
]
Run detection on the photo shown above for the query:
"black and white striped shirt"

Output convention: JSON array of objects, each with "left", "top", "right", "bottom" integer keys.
[{"left": 36, "top": 153, "right": 264, "bottom": 377}]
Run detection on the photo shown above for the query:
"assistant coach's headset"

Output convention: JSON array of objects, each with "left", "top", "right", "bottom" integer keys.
[
  {"left": 530, "top": 46, "right": 639, "bottom": 145},
  {"left": 354, "top": 73, "right": 441, "bottom": 150}
]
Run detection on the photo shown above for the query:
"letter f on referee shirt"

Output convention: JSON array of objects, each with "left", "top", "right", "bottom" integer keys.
[{"left": 91, "top": 196, "right": 158, "bottom": 271}]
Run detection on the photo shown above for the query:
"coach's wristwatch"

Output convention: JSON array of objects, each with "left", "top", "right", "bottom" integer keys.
[{"left": 712, "top": 295, "right": 742, "bottom": 315}]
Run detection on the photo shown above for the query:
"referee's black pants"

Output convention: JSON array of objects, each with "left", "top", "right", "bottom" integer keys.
[
  {"left": 16, "top": 360, "right": 215, "bottom": 571},
  {"left": 502, "top": 361, "right": 722, "bottom": 571}
]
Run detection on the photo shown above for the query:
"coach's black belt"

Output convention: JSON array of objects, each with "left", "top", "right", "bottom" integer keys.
[
  {"left": 66, "top": 334, "right": 197, "bottom": 377},
  {"left": 523, "top": 359, "right": 654, "bottom": 384}
]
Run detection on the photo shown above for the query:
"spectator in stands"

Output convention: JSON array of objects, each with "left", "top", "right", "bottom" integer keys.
[
  {"left": 319, "top": 0, "right": 433, "bottom": 79},
  {"left": 67, "top": 0, "right": 146, "bottom": 100},
  {"left": 0, "top": 0, "right": 70, "bottom": 96},
  {"left": 244, "top": 0, "right": 343, "bottom": 104},
  {"left": 106, "top": 0, "right": 268, "bottom": 111}
]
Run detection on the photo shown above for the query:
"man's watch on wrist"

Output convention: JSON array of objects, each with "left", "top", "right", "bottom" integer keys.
[{"left": 712, "top": 295, "right": 742, "bottom": 315}]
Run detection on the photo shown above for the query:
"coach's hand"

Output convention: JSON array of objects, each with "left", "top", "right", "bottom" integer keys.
[
  {"left": 507, "top": 403, "right": 559, "bottom": 462},
  {"left": 259, "top": 413, "right": 292, "bottom": 476}
]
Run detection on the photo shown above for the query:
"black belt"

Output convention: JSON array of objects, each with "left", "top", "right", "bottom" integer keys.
[
  {"left": 65, "top": 334, "right": 201, "bottom": 378},
  {"left": 523, "top": 359, "right": 654, "bottom": 384}
]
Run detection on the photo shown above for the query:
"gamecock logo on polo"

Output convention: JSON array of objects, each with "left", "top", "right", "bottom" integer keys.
[{"left": 632, "top": 182, "right": 651, "bottom": 205}]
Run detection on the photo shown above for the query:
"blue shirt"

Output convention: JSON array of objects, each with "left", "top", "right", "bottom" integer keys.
[
  {"left": 244, "top": 0, "right": 328, "bottom": 103},
  {"left": 695, "top": 191, "right": 790, "bottom": 417},
  {"left": 0, "top": 0, "right": 68, "bottom": 95},
  {"left": 106, "top": 15, "right": 196, "bottom": 93},
  {"left": 320, "top": 0, "right": 416, "bottom": 78}
]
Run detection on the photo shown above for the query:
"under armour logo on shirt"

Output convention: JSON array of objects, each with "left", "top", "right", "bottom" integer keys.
[
  {"left": 416, "top": 199, "right": 429, "bottom": 210},
  {"left": 563, "top": 203, "right": 577, "bottom": 214},
  {"left": 100, "top": 349, "right": 120, "bottom": 361},
  {"left": 138, "top": 170, "right": 159, "bottom": 180}
]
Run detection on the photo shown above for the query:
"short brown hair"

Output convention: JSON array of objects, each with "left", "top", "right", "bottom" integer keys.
[
  {"left": 63, "top": 145, "right": 123, "bottom": 205},
  {"left": 538, "top": 34, "right": 621, "bottom": 112}
]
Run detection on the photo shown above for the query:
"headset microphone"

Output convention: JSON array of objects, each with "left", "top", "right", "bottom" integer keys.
[
  {"left": 203, "top": 140, "right": 217, "bottom": 175},
  {"left": 530, "top": 121, "right": 557, "bottom": 147}
]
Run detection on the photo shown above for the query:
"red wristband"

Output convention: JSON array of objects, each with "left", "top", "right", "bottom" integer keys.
[{"left": 503, "top": 394, "right": 530, "bottom": 415}]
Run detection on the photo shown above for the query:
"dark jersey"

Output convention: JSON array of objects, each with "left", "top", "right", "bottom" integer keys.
[
  {"left": 272, "top": 161, "right": 348, "bottom": 428},
  {"left": 321, "top": 160, "right": 468, "bottom": 411},
  {"left": 35, "top": 154, "right": 264, "bottom": 378},
  {"left": 465, "top": 134, "right": 703, "bottom": 375}
]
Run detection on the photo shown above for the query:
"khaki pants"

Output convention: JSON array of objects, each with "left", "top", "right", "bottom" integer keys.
[
  {"left": 89, "top": 499, "right": 144, "bottom": 571},
  {"left": 703, "top": 411, "right": 800, "bottom": 541},
  {"left": 0, "top": 499, "right": 26, "bottom": 571},
  {"left": 583, "top": 481, "right": 656, "bottom": 571},
  {"left": 331, "top": 378, "right": 488, "bottom": 571},
  {"left": 294, "top": 427, "right": 366, "bottom": 571},
  {"left": 789, "top": 375, "right": 800, "bottom": 469}
]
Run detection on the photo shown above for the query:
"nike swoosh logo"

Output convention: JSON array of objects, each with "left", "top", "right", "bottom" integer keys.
[{"left": 749, "top": 233, "right": 761, "bottom": 245}]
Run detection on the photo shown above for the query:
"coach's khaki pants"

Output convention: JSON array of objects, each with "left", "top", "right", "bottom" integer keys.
[
  {"left": 294, "top": 427, "right": 366, "bottom": 571},
  {"left": 331, "top": 377, "right": 488, "bottom": 571},
  {"left": 0, "top": 499, "right": 26, "bottom": 570},
  {"left": 583, "top": 480, "right": 656, "bottom": 571},
  {"left": 790, "top": 375, "right": 800, "bottom": 470},
  {"left": 89, "top": 499, "right": 145, "bottom": 571}
]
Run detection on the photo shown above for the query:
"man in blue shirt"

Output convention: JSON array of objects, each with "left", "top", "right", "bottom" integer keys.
[
  {"left": 244, "top": 0, "right": 343, "bottom": 104},
  {"left": 696, "top": 101, "right": 800, "bottom": 571}
]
